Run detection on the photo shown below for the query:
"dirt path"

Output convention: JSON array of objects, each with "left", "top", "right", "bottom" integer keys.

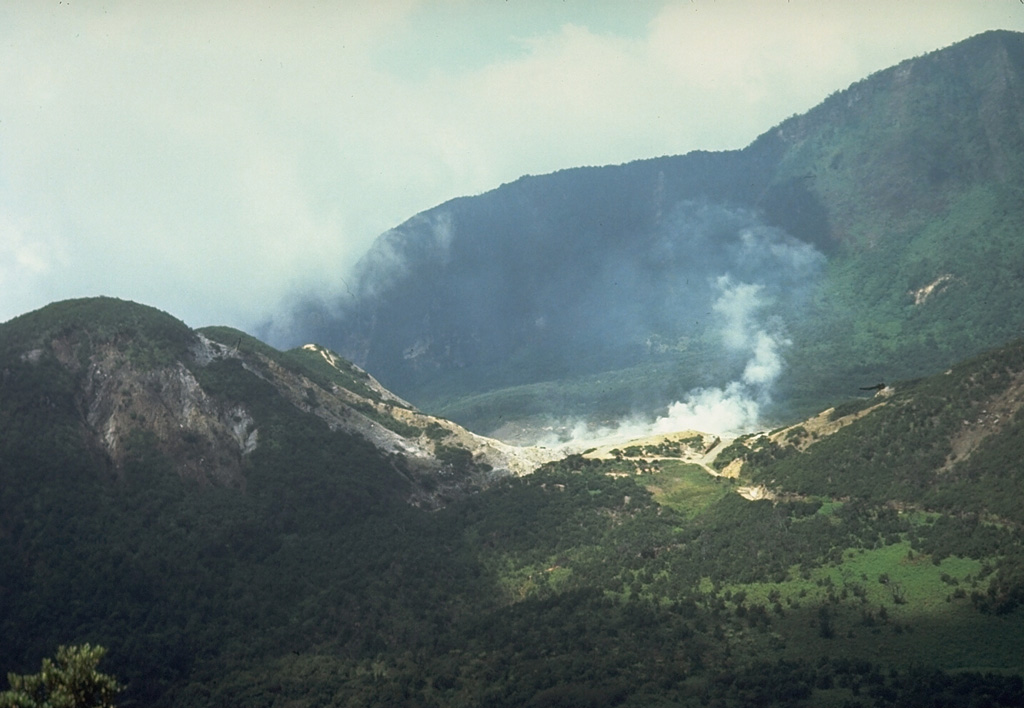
[{"left": 578, "top": 430, "right": 737, "bottom": 477}]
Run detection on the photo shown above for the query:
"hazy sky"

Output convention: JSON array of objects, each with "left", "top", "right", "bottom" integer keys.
[{"left": 3, "top": 0, "right": 1024, "bottom": 331}]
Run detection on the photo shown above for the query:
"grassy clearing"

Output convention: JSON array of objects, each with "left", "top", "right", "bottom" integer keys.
[
  {"left": 710, "top": 540, "right": 1024, "bottom": 672},
  {"left": 722, "top": 542, "right": 981, "bottom": 613},
  {"left": 643, "top": 461, "right": 732, "bottom": 517}
]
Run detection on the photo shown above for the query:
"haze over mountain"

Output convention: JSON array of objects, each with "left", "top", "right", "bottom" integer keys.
[
  {"left": 6, "top": 3, "right": 1023, "bottom": 335},
  {"left": 6, "top": 21, "right": 1024, "bottom": 708},
  {"left": 268, "top": 30, "right": 1024, "bottom": 439}
]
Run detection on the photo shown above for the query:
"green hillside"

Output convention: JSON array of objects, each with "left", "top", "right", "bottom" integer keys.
[
  {"left": 770, "top": 30, "right": 1024, "bottom": 413},
  {"left": 3, "top": 299, "right": 1024, "bottom": 707},
  {"left": 272, "top": 30, "right": 1024, "bottom": 435}
]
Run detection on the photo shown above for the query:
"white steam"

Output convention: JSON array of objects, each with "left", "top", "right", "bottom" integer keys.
[
  {"left": 545, "top": 273, "right": 793, "bottom": 450},
  {"left": 650, "top": 275, "right": 790, "bottom": 436}
]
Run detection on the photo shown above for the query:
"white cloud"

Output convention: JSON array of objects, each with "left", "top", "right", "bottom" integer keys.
[
  {"left": 1, "top": 0, "right": 1022, "bottom": 328},
  {"left": 0, "top": 213, "right": 60, "bottom": 279}
]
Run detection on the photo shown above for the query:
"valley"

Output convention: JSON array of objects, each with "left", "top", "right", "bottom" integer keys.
[
  {"left": 4, "top": 302, "right": 1024, "bottom": 708},
  {"left": 4, "top": 28, "right": 1024, "bottom": 708}
]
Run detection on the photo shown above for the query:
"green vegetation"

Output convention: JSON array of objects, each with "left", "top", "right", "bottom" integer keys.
[
  {"left": 4, "top": 301, "right": 1024, "bottom": 705},
  {"left": 8, "top": 31, "right": 1024, "bottom": 706},
  {"left": 642, "top": 460, "right": 731, "bottom": 516},
  {"left": 423, "top": 358, "right": 701, "bottom": 434},
  {"left": 285, "top": 32, "right": 1024, "bottom": 436},
  {"left": 1, "top": 645, "right": 120, "bottom": 708},
  {"left": 201, "top": 326, "right": 397, "bottom": 408},
  {"left": 200, "top": 327, "right": 353, "bottom": 395},
  {"left": 611, "top": 435, "right": 708, "bottom": 460},
  {"left": 828, "top": 397, "right": 878, "bottom": 421},
  {"left": 4, "top": 436, "right": 1022, "bottom": 706},
  {"left": 748, "top": 338, "right": 1024, "bottom": 521},
  {"left": 0, "top": 297, "right": 193, "bottom": 368},
  {"left": 197, "top": 326, "right": 422, "bottom": 439}
]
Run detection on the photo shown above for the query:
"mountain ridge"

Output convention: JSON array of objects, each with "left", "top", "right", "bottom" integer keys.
[
  {"left": 4, "top": 296, "right": 1024, "bottom": 706},
  {"left": 269, "top": 29, "right": 1024, "bottom": 437},
  {"left": 6, "top": 30, "right": 1024, "bottom": 707},
  {"left": 0, "top": 297, "right": 553, "bottom": 508}
]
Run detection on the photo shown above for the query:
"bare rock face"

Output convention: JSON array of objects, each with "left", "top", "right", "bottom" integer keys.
[
  {"left": 233, "top": 340, "right": 562, "bottom": 507},
  {"left": 12, "top": 304, "right": 555, "bottom": 507},
  {"left": 42, "top": 332, "right": 257, "bottom": 488}
]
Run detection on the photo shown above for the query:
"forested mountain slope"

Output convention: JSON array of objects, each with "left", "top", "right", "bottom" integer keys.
[
  {"left": 0, "top": 297, "right": 548, "bottom": 703},
  {"left": 3, "top": 297, "right": 1024, "bottom": 707},
  {"left": 271, "top": 30, "right": 1024, "bottom": 434},
  {"left": 0, "top": 298, "right": 547, "bottom": 510}
]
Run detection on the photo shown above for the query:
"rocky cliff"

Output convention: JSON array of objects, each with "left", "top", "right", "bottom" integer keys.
[{"left": 1, "top": 297, "right": 558, "bottom": 508}]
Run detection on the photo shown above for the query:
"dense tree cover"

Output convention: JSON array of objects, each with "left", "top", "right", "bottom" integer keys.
[
  {"left": 747, "top": 338, "right": 1024, "bottom": 519},
  {"left": 730, "top": 339, "right": 1024, "bottom": 627},
  {"left": 4, "top": 446, "right": 1022, "bottom": 706},
  {"left": 3, "top": 300, "right": 1024, "bottom": 706},
  {"left": 0, "top": 645, "right": 120, "bottom": 708},
  {"left": 0, "top": 297, "right": 194, "bottom": 368}
]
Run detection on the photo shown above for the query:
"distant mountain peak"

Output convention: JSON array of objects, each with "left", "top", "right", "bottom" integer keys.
[{"left": 270, "top": 30, "right": 1024, "bottom": 437}]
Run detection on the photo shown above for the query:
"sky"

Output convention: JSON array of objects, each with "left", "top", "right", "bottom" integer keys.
[{"left": 3, "top": 0, "right": 1024, "bottom": 332}]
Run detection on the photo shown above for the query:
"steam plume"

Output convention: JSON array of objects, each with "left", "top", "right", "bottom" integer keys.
[
  {"left": 651, "top": 275, "right": 789, "bottom": 435},
  {"left": 549, "top": 267, "right": 799, "bottom": 449}
]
